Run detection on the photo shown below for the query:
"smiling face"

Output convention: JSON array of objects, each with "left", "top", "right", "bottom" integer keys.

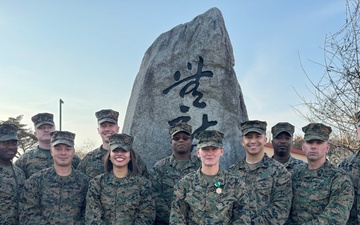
[
  {"left": 51, "top": 143, "right": 74, "bottom": 167},
  {"left": 97, "top": 122, "right": 120, "bottom": 144},
  {"left": 110, "top": 148, "right": 131, "bottom": 168},
  {"left": 242, "top": 132, "right": 267, "bottom": 156}
]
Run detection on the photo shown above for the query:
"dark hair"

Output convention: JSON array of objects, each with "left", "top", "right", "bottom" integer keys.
[{"left": 104, "top": 148, "right": 138, "bottom": 176}]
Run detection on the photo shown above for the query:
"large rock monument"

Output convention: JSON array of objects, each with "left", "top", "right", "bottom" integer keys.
[{"left": 122, "top": 7, "right": 248, "bottom": 169}]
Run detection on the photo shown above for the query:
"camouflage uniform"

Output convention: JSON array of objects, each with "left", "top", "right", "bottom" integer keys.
[
  {"left": 85, "top": 132, "right": 155, "bottom": 224},
  {"left": 15, "top": 112, "right": 80, "bottom": 178},
  {"left": 151, "top": 153, "right": 201, "bottom": 224},
  {"left": 0, "top": 164, "right": 25, "bottom": 225},
  {"left": 77, "top": 109, "right": 149, "bottom": 179},
  {"left": 170, "top": 169, "right": 251, "bottom": 224},
  {"left": 272, "top": 155, "right": 306, "bottom": 174},
  {"left": 15, "top": 146, "right": 80, "bottom": 179},
  {"left": 85, "top": 171, "right": 155, "bottom": 224},
  {"left": 271, "top": 122, "right": 307, "bottom": 174},
  {"left": 338, "top": 111, "right": 360, "bottom": 225},
  {"left": 77, "top": 145, "right": 148, "bottom": 179},
  {"left": 289, "top": 160, "right": 354, "bottom": 224},
  {"left": 150, "top": 122, "right": 201, "bottom": 225},
  {"left": 229, "top": 154, "right": 292, "bottom": 224},
  {"left": 22, "top": 167, "right": 89, "bottom": 225},
  {"left": 339, "top": 150, "right": 360, "bottom": 225},
  {"left": 287, "top": 123, "right": 354, "bottom": 224},
  {"left": 0, "top": 123, "right": 26, "bottom": 225}
]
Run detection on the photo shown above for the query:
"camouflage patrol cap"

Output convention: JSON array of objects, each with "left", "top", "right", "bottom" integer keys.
[
  {"left": 95, "top": 109, "right": 119, "bottom": 124},
  {"left": 169, "top": 122, "right": 192, "bottom": 137},
  {"left": 196, "top": 130, "right": 224, "bottom": 149},
  {"left": 302, "top": 123, "right": 332, "bottom": 141},
  {"left": 356, "top": 111, "right": 360, "bottom": 123},
  {"left": 50, "top": 131, "right": 75, "bottom": 147},
  {"left": 0, "top": 123, "right": 19, "bottom": 142},
  {"left": 271, "top": 122, "right": 295, "bottom": 138},
  {"left": 31, "top": 113, "right": 55, "bottom": 129},
  {"left": 241, "top": 120, "right": 267, "bottom": 135},
  {"left": 109, "top": 133, "right": 134, "bottom": 152}
]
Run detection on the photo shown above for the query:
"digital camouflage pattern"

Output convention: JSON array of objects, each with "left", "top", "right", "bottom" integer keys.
[
  {"left": 21, "top": 167, "right": 89, "bottom": 225},
  {"left": 271, "top": 122, "right": 295, "bottom": 138},
  {"left": 228, "top": 154, "right": 292, "bottom": 224},
  {"left": 85, "top": 172, "right": 155, "bottom": 224},
  {"left": 31, "top": 112, "right": 55, "bottom": 128},
  {"left": 0, "top": 163, "right": 25, "bottom": 225},
  {"left": 338, "top": 150, "right": 360, "bottom": 225},
  {"left": 15, "top": 146, "right": 81, "bottom": 179},
  {"left": 169, "top": 169, "right": 251, "bottom": 224},
  {"left": 274, "top": 156, "right": 307, "bottom": 174},
  {"left": 77, "top": 145, "right": 149, "bottom": 179},
  {"left": 95, "top": 109, "right": 119, "bottom": 124},
  {"left": 169, "top": 122, "right": 192, "bottom": 137},
  {"left": 0, "top": 123, "right": 19, "bottom": 142},
  {"left": 109, "top": 133, "right": 133, "bottom": 152},
  {"left": 288, "top": 160, "right": 354, "bottom": 224},
  {"left": 195, "top": 130, "right": 224, "bottom": 149},
  {"left": 302, "top": 123, "right": 332, "bottom": 141},
  {"left": 151, "top": 153, "right": 201, "bottom": 224},
  {"left": 240, "top": 120, "right": 267, "bottom": 135},
  {"left": 50, "top": 130, "right": 75, "bottom": 147}
]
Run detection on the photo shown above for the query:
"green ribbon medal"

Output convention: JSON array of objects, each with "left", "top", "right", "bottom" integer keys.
[{"left": 215, "top": 181, "right": 222, "bottom": 194}]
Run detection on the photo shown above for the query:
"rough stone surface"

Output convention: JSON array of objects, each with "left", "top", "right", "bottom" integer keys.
[{"left": 122, "top": 7, "right": 248, "bottom": 170}]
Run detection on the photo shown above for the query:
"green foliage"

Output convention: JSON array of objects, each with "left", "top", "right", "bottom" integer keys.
[{"left": 0, "top": 115, "right": 37, "bottom": 157}]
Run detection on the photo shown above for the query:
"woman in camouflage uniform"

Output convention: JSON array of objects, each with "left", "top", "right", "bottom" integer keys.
[{"left": 85, "top": 133, "right": 155, "bottom": 225}]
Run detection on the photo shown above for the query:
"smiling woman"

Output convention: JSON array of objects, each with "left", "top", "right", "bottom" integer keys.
[{"left": 85, "top": 133, "right": 156, "bottom": 224}]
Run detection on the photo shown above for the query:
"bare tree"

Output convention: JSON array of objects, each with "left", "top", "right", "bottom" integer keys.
[
  {"left": 294, "top": 0, "right": 360, "bottom": 157},
  {"left": 76, "top": 139, "right": 97, "bottom": 159},
  {"left": 0, "top": 115, "right": 37, "bottom": 157}
]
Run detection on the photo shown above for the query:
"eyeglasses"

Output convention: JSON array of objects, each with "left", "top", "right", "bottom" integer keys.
[{"left": 172, "top": 136, "right": 191, "bottom": 141}]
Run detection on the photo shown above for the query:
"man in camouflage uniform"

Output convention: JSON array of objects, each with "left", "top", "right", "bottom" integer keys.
[
  {"left": 229, "top": 120, "right": 292, "bottom": 224},
  {"left": 170, "top": 130, "right": 251, "bottom": 224},
  {"left": 22, "top": 131, "right": 89, "bottom": 225},
  {"left": 338, "top": 112, "right": 360, "bottom": 225},
  {"left": 271, "top": 122, "right": 306, "bottom": 174},
  {"left": 0, "top": 123, "right": 25, "bottom": 225},
  {"left": 77, "top": 109, "right": 148, "bottom": 179},
  {"left": 151, "top": 122, "right": 201, "bottom": 225},
  {"left": 288, "top": 123, "right": 354, "bottom": 224},
  {"left": 15, "top": 112, "right": 80, "bottom": 178}
]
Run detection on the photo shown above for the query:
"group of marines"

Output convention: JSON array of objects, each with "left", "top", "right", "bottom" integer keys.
[{"left": 0, "top": 108, "right": 359, "bottom": 224}]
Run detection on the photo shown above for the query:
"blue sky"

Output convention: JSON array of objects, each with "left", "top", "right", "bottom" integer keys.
[{"left": 0, "top": 1, "right": 345, "bottom": 149}]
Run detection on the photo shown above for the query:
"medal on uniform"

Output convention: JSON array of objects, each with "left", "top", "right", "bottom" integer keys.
[{"left": 215, "top": 181, "right": 222, "bottom": 194}]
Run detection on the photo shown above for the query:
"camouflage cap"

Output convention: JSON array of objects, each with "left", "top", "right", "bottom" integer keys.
[
  {"left": 241, "top": 120, "right": 267, "bottom": 135},
  {"left": 109, "top": 133, "right": 134, "bottom": 152},
  {"left": 50, "top": 131, "right": 75, "bottom": 147},
  {"left": 196, "top": 130, "right": 224, "bottom": 149},
  {"left": 95, "top": 109, "right": 119, "bottom": 124},
  {"left": 356, "top": 111, "right": 360, "bottom": 123},
  {"left": 169, "top": 122, "right": 192, "bottom": 137},
  {"left": 31, "top": 113, "right": 55, "bottom": 129},
  {"left": 0, "top": 123, "right": 19, "bottom": 142},
  {"left": 302, "top": 123, "right": 332, "bottom": 141},
  {"left": 271, "top": 122, "right": 295, "bottom": 138}
]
